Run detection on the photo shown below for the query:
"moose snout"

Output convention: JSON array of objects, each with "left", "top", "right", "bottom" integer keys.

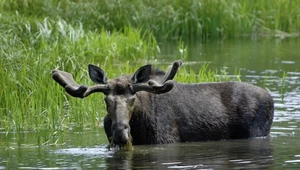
[{"left": 112, "top": 123, "right": 130, "bottom": 145}]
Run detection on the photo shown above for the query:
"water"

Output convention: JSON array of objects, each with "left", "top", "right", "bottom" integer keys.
[{"left": 1, "top": 39, "right": 300, "bottom": 169}]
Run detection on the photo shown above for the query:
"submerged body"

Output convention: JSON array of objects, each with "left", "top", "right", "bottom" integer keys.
[
  {"left": 52, "top": 60, "right": 274, "bottom": 147},
  {"left": 104, "top": 81, "right": 274, "bottom": 145}
]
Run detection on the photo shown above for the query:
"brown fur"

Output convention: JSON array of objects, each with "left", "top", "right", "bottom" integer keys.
[{"left": 103, "top": 70, "right": 274, "bottom": 145}]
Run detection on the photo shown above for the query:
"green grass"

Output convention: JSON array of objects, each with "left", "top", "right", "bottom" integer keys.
[
  {"left": 280, "top": 72, "right": 288, "bottom": 100},
  {"left": 1, "top": 0, "right": 299, "bottom": 41},
  {"left": 0, "top": 14, "right": 160, "bottom": 138},
  {"left": 0, "top": 0, "right": 287, "bottom": 145},
  {"left": 0, "top": 10, "right": 220, "bottom": 145}
]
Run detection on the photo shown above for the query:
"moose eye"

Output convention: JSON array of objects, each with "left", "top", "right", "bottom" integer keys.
[
  {"left": 104, "top": 96, "right": 114, "bottom": 105},
  {"left": 127, "top": 97, "right": 135, "bottom": 106}
]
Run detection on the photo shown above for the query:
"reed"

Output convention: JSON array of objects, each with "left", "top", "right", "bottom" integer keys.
[
  {"left": 0, "top": 15, "right": 159, "bottom": 135},
  {"left": 0, "top": 0, "right": 262, "bottom": 145},
  {"left": 1, "top": 0, "right": 299, "bottom": 41},
  {"left": 0, "top": 12, "right": 217, "bottom": 133},
  {"left": 280, "top": 72, "right": 288, "bottom": 100}
]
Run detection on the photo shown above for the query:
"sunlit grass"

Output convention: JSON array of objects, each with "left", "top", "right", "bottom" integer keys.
[
  {"left": 0, "top": 16, "right": 160, "bottom": 138},
  {"left": 1, "top": 0, "right": 284, "bottom": 146},
  {"left": 0, "top": 15, "right": 225, "bottom": 145},
  {"left": 0, "top": 12, "right": 218, "bottom": 138},
  {"left": 1, "top": 0, "right": 299, "bottom": 41},
  {"left": 280, "top": 72, "right": 288, "bottom": 100}
]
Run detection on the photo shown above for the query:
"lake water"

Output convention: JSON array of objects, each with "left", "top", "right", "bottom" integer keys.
[{"left": 1, "top": 39, "right": 300, "bottom": 169}]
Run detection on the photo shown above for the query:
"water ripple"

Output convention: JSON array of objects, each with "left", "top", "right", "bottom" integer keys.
[{"left": 53, "top": 146, "right": 113, "bottom": 157}]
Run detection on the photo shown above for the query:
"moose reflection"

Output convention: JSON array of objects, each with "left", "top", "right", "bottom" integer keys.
[{"left": 52, "top": 60, "right": 274, "bottom": 149}]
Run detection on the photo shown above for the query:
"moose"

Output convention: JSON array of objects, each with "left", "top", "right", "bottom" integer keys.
[{"left": 52, "top": 60, "right": 274, "bottom": 148}]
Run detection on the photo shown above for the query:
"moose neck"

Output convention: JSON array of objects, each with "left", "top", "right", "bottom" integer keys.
[
  {"left": 129, "top": 91, "right": 180, "bottom": 145},
  {"left": 129, "top": 92, "right": 155, "bottom": 145}
]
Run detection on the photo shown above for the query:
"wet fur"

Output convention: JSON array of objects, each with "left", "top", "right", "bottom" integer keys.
[{"left": 104, "top": 69, "right": 274, "bottom": 145}]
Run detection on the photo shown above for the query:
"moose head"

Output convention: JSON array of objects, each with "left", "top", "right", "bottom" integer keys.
[{"left": 52, "top": 61, "right": 182, "bottom": 147}]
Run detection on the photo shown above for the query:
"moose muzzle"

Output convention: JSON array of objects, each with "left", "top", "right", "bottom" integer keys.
[{"left": 112, "top": 122, "right": 130, "bottom": 145}]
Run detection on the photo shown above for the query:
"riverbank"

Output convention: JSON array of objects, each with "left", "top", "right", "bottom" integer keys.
[{"left": 1, "top": 0, "right": 299, "bottom": 40}]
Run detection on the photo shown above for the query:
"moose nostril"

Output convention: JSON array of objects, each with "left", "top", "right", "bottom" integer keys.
[
  {"left": 112, "top": 123, "right": 129, "bottom": 130},
  {"left": 116, "top": 136, "right": 128, "bottom": 145},
  {"left": 112, "top": 125, "right": 130, "bottom": 145}
]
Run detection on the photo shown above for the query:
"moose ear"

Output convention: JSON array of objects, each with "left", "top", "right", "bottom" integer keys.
[
  {"left": 88, "top": 64, "right": 108, "bottom": 84},
  {"left": 131, "top": 64, "right": 152, "bottom": 83}
]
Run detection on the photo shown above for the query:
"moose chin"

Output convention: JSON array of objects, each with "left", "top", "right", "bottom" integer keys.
[{"left": 52, "top": 60, "right": 274, "bottom": 150}]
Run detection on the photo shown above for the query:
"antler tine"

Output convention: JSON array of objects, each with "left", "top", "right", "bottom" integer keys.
[
  {"left": 131, "top": 60, "right": 182, "bottom": 94},
  {"left": 52, "top": 70, "right": 80, "bottom": 88},
  {"left": 130, "top": 80, "right": 174, "bottom": 94},
  {"left": 84, "top": 84, "right": 110, "bottom": 97},
  {"left": 158, "top": 60, "right": 182, "bottom": 84},
  {"left": 52, "top": 70, "right": 109, "bottom": 98}
]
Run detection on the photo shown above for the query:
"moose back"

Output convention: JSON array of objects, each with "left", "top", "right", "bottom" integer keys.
[{"left": 52, "top": 61, "right": 274, "bottom": 148}]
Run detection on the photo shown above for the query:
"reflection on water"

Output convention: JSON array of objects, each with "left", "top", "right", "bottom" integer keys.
[
  {"left": 1, "top": 132, "right": 300, "bottom": 169},
  {"left": 1, "top": 39, "right": 300, "bottom": 169},
  {"left": 115, "top": 138, "right": 274, "bottom": 170},
  {"left": 47, "top": 138, "right": 275, "bottom": 169}
]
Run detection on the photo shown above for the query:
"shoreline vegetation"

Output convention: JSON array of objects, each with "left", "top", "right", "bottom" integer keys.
[
  {"left": 0, "top": 0, "right": 298, "bottom": 145},
  {"left": 1, "top": 0, "right": 299, "bottom": 40}
]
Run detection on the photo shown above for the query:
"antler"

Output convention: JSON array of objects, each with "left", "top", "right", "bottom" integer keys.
[
  {"left": 52, "top": 70, "right": 109, "bottom": 98},
  {"left": 130, "top": 60, "right": 182, "bottom": 94}
]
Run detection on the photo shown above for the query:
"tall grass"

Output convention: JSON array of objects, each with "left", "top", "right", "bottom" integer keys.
[
  {"left": 0, "top": 11, "right": 220, "bottom": 144},
  {"left": 0, "top": 15, "right": 159, "bottom": 137},
  {"left": 0, "top": 0, "right": 285, "bottom": 145},
  {"left": 1, "top": 0, "right": 299, "bottom": 41}
]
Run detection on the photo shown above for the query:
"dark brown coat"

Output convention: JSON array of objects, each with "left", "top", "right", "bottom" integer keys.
[{"left": 52, "top": 61, "right": 274, "bottom": 147}]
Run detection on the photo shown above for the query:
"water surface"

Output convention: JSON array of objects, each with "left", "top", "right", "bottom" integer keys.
[{"left": 1, "top": 39, "right": 300, "bottom": 169}]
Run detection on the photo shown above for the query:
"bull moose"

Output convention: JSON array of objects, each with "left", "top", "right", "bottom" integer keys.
[{"left": 52, "top": 60, "right": 274, "bottom": 149}]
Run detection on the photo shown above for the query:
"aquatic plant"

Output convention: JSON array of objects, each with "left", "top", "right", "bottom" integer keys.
[
  {"left": 0, "top": 16, "right": 159, "bottom": 135},
  {"left": 280, "top": 72, "right": 288, "bottom": 100},
  {"left": 1, "top": 0, "right": 299, "bottom": 41},
  {"left": 0, "top": 0, "right": 269, "bottom": 146},
  {"left": 0, "top": 12, "right": 220, "bottom": 136}
]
